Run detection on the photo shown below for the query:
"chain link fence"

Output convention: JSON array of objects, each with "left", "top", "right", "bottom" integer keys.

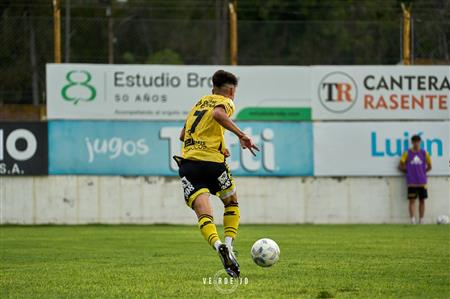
[
  {"left": 413, "top": 19, "right": 450, "bottom": 63},
  {"left": 0, "top": 13, "right": 448, "bottom": 104}
]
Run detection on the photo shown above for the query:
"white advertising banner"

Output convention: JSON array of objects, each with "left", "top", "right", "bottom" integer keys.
[
  {"left": 314, "top": 122, "right": 450, "bottom": 176},
  {"left": 312, "top": 66, "right": 450, "bottom": 120},
  {"left": 46, "top": 64, "right": 311, "bottom": 121}
]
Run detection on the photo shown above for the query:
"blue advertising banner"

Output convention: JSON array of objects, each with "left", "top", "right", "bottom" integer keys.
[{"left": 48, "top": 121, "right": 313, "bottom": 176}]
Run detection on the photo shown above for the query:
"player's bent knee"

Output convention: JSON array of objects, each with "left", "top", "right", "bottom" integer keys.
[
  {"left": 187, "top": 188, "right": 209, "bottom": 209},
  {"left": 192, "top": 192, "right": 212, "bottom": 216},
  {"left": 222, "top": 193, "right": 238, "bottom": 206}
]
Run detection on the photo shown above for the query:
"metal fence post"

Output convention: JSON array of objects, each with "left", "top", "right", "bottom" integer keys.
[
  {"left": 229, "top": 0, "right": 238, "bottom": 65},
  {"left": 53, "top": 0, "right": 61, "bottom": 63},
  {"left": 401, "top": 3, "right": 412, "bottom": 65}
]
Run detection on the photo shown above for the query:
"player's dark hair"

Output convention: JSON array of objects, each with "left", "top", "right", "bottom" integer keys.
[
  {"left": 212, "top": 70, "right": 238, "bottom": 88},
  {"left": 411, "top": 135, "right": 421, "bottom": 142}
]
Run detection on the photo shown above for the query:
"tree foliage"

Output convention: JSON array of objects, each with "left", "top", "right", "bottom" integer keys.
[{"left": 0, "top": 0, "right": 448, "bottom": 104}]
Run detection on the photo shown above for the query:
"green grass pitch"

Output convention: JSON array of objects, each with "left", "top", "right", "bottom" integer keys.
[{"left": 1, "top": 224, "right": 449, "bottom": 298}]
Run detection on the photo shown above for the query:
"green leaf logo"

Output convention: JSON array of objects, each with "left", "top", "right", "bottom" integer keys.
[{"left": 61, "top": 70, "right": 97, "bottom": 105}]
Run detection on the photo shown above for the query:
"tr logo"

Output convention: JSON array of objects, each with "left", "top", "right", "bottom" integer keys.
[
  {"left": 318, "top": 72, "right": 357, "bottom": 113},
  {"left": 61, "top": 70, "right": 96, "bottom": 105}
]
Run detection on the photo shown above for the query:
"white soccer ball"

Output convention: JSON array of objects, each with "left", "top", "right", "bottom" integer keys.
[
  {"left": 251, "top": 238, "right": 280, "bottom": 267},
  {"left": 436, "top": 215, "right": 449, "bottom": 225}
]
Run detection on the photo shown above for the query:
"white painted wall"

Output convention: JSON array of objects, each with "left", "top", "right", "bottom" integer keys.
[{"left": 1, "top": 176, "right": 449, "bottom": 225}]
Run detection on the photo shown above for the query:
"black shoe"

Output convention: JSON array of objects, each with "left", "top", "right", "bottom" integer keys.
[{"left": 217, "top": 244, "right": 240, "bottom": 277}]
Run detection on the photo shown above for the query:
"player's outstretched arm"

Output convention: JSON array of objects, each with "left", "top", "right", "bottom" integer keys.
[
  {"left": 212, "top": 106, "right": 260, "bottom": 156},
  {"left": 398, "top": 152, "right": 407, "bottom": 172},
  {"left": 426, "top": 153, "right": 432, "bottom": 172}
]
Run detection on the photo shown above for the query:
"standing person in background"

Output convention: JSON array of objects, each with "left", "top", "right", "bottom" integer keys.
[{"left": 399, "top": 135, "right": 432, "bottom": 224}]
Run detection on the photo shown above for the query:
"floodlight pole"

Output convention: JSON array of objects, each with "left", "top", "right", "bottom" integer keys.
[
  {"left": 401, "top": 3, "right": 412, "bottom": 65},
  {"left": 53, "top": 0, "right": 61, "bottom": 63},
  {"left": 229, "top": 0, "right": 238, "bottom": 65}
]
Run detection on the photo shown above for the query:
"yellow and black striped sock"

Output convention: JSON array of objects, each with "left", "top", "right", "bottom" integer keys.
[
  {"left": 198, "top": 214, "right": 220, "bottom": 249},
  {"left": 223, "top": 202, "right": 240, "bottom": 240}
]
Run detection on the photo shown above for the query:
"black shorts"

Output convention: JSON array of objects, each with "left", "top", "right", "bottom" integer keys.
[
  {"left": 174, "top": 157, "right": 236, "bottom": 209},
  {"left": 407, "top": 186, "right": 428, "bottom": 200}
]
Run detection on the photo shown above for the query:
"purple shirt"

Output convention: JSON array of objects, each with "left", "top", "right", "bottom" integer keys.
[{"left": 402, "top": 149, "right": 429, "bottom": 186}]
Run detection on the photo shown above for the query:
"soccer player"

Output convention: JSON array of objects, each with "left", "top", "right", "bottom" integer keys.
[
  {"left": 174, "top": 70, "right": 259, "bottom": 277},
  {"left": 398, "top": 135, "right": 432, "bottom": 224}
]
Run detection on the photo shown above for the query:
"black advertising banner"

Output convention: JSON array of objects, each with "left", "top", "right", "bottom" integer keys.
[{"left": 0, "top": 122, "right": 48, "bottom": 175}]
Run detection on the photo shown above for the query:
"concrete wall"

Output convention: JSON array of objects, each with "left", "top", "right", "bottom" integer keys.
[{"left": 1, "top": 176, "right": 449, "bottom": 225}]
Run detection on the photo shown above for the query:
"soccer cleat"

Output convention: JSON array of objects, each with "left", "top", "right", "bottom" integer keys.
[
  {"left": 225, "top": 242, "right": 239, "bottom": 257},
  {"left": 218, "top": 243, "right": 240, "bottom": 278}
]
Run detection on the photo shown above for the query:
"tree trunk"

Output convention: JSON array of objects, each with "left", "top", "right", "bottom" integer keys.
[
  {"left": 215, "top": 0, "right": 228, "bottom": 65},
  {"left": 29, "top": 14, "right": 39, "bottom": 106},
  {"left": 65, "top": 0, "right": 71, "bottom": 62}
]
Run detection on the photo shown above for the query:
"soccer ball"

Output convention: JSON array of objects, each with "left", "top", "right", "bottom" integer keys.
[
  {"left": 251, "top": 238, "right": 280, "bottom": 267},
  {"left": 436, "top": 215, "right": 449, "bottom": 225}
]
